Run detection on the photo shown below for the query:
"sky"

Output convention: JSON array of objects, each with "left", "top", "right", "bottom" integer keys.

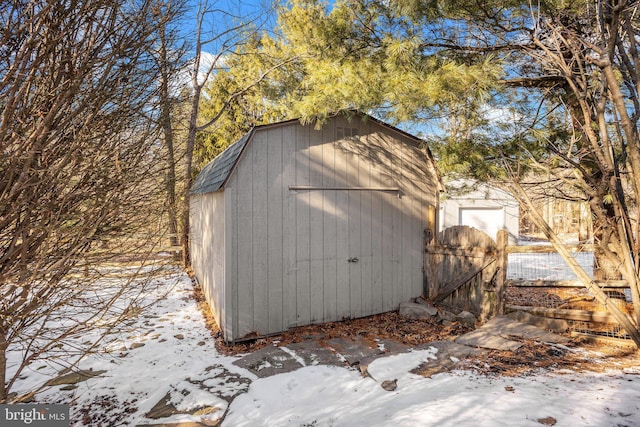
[{"left": 179, "top": 0, "right": 280, "bottom": 44}]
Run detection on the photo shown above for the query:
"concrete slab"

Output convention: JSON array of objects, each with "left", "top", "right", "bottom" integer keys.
[
  {"left": 282, "top": 341, "right": 344, "bottom": 367},
  {"left": 455, "top": 330, "right": 524, "bottom": 351},
  {"left": 231, "top": 336, "right": 412, "bottom": 378},
  {"left": 45, "top": 369, "right": 107, "bottom": 386},
  {"left": 144, "top": 364, "right": 250, "bottom": 423},
  {"left": 375, "top": 338, "right": 412, "bottom": 356},
  {"left": 481, "top": 316, "right": 571, "bottom": 343},
  {"left": 428, "top": 340, "right": 487, "bottom": 358},
  {"left": 232, "top": 345, "right": 303, "bottom": 378},
  {"left": 197, "top": 365, "right": 251, "bottom": 402},
  {"left": 411, "top": 340, "right": 488, "bottom": 377},
  {"left": 324, "top": 336, "right": 386, "bottom": 365},
  {"left": 144, "top": 392, "right": 179, "bottom": 420},
  {"left": 455, "top": 315, "right": 570, "bottom": 351}
]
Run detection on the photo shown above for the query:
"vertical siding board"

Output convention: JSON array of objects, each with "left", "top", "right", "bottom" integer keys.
[
  {"left": 420, "top": 147, "right": 432, "bottom": 295},
  {"left": 372, "top": 131, "right": 395, "bottom": 312},
  {"left": 225, "top": 187, "right": 236, "bottom": 340},
  {"left": 415, "top": 146, "right": 430, "bottom": 297},
  {"left": 215, "top": 193, "right": 227, "bottom": 335},
  {"left": 391, "top": 142, "right": 403, "bottom": 309},
  {"left": 359, "top": 129, "right": 373, "bottom": 316},
  {"left": 308, "top": 127, "right": 324, "bottom": 323},
  {"left": 381, "top": 193, "right": 394, "bottom": 311},
  {"left": 420, "top": 147, "right": 430, "bottom": 298},
  {"left": 413, "top": 205, "right": 421, "bottom": 295},
  {"left": 370, "top": 190, "right": 384, "bottom": 313},
  {"left": 400, "top": 143, "right": 414, "bottom": 303},
  {"left": 207, "top": 196, "right": 217, "bottom": 314},
  {"left": 252, "top": 131, "right": 269, "bottom": 335},
  {"left": 404, "top": 144, "right": 419, "bottom": 300},
  {"left": 409, "top": 145, "right": 423, "bottom": 299},
  {"left": 189, "top": 196, "right": 202, "bottom": 295},
  {"left": 202, "top": 196, "right": 211, "bottom": 324},
  {"left": 295, "top": 126, "right": 311, "bottom": 327},
  {"left": 335, "top": 136, "right": 351, "bottom": 319},
  {"left": 267, "top": 127, "right": 284, "bottom": 333},
  {"left": 234, "top": 151, "right": 254, "bottom": 338},
  {"left": 367, "top": 131, "right": 385, "bottom": 313},
  {"left": 282, "top": 124, "right": 297, "bottom": 330},
  {"left": 348, "top": 141, "right": 362, "bottom": 319},
  {"left": 322, "top": 122, "right": 338, "bottom": 322}
]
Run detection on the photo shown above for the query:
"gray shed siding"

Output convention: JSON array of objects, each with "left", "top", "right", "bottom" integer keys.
[
  {"left": 213, "top": 116, "right": 438, "bottom": 341},
  {"left": 189, "top": 191, "right": 232, "bottom": 339}
]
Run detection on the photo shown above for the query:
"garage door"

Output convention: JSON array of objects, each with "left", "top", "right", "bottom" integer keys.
[{"left": 459, "top": 207, "right": 504, "bottom": 241}]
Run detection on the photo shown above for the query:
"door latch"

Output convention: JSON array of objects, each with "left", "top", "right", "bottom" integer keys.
[{"left": 346, "top": 257, "right": 359, "bottom": 263}]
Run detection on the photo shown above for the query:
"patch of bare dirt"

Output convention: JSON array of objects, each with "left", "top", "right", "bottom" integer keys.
[{"left": 77, "top": 395, "right": 138, "bottom": 426}]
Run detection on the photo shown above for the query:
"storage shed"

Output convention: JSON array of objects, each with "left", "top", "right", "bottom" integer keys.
[
  {"left": 190, "top": 112, "right": 443, "bottom": 341},
  {"left": 439, "top": 179, "right": 519, "bottom": 244}
]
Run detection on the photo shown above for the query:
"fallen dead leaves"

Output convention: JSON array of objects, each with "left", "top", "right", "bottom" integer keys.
[
  {"left": 213, "top": 310, "right": 471, "bottom": 356},
  {"left": 190, "top": 279, "right": 640, "bottom": 377},
  {"left": 506, "top": 286, "right": 634, "bottom": 315},
  {"left": 537, "top": 416, "right": 557, "bottom": 426}
]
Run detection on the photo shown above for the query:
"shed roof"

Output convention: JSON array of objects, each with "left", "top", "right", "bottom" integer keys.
[
  {"left": 191, "top": 130, "right": 253, "bottom": 195},
  {"left": 191, "top": 111, "right": 443, "bottom": 195}
]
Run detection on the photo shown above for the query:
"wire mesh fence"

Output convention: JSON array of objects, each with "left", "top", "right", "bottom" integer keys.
[
  {"left": 505, "top": 243, "right": 634, "bottom": 342},
  {"left": 507, "top": 251, "right": 594, "bottom": 281},
  {"left": 571, "top": 320, "right": 632, "bottom": 340}
]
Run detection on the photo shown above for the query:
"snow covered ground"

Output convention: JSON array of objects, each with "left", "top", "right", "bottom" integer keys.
[
  {"left": 507, "top": 238, "right": 594, "bottom": 281},
  {"left": 507, "top": 251, "right": 594, "bottom": 281},
  {"left": 10, "top": 267, "right": 640, "bottom": 426}
]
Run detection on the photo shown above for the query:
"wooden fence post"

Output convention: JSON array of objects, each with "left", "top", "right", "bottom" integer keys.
[
  {"left": 495, "top": 230, "right": 509, "bottom": 315},
  {"left": 423, "top": 229, "right": 434, "bottom": 299}
]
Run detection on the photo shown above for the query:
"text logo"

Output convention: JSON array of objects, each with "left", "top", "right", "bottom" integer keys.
[{"left": 1, "top": 404, "right": 69, "bottom": 426}]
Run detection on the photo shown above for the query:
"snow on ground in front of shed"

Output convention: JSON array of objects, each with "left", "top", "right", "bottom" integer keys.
[
  {"left": 9, "top": 267, "right": 250, "bottom": 426},
  {"left": 10, "top": 268, "right": 640, "bottom": 427},
  {"left": 225, "top": 362, "right": 640, "bottom": 427}
]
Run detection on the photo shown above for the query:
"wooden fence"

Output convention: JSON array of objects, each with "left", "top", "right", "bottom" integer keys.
[
  {"left": 426, "top": 226, "right": 633, "bottom": 342},
  {"left": 424, "top": 226, "right": 508, "bottom": 322}
]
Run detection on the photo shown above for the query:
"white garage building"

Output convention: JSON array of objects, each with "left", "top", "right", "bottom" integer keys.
[{"left": 439, "top": 179, "right": 519, "bottom": 244}]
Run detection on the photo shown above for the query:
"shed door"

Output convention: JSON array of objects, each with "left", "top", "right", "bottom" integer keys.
[
  {"left": 459, "top": 207, "right": 504, "bottom": 242},
  {"left": 291, "top": 190, "right": 398, "bottom": 328}
]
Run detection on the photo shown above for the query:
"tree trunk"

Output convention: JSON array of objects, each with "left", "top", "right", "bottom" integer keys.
[
  {"left": 510, "top": 181, "right": 640, "bottom": 347},
  {"left": 157, "top": 16, "right": 181, "bottom": 256},
  {"left": 165, "top": 148, "right": 179, "bottom": 249},
  {"left": 160, "top": 73, "right": 179, "bottom": 250},
  {"left": 578, "top": 202, "right": 590, "bottom": 242},
  {"left": 0, "top": 329, "right": 7, "bottom": 403},
  {"left": 181, "top": 89, "right": 199, "bottom": 268}
]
